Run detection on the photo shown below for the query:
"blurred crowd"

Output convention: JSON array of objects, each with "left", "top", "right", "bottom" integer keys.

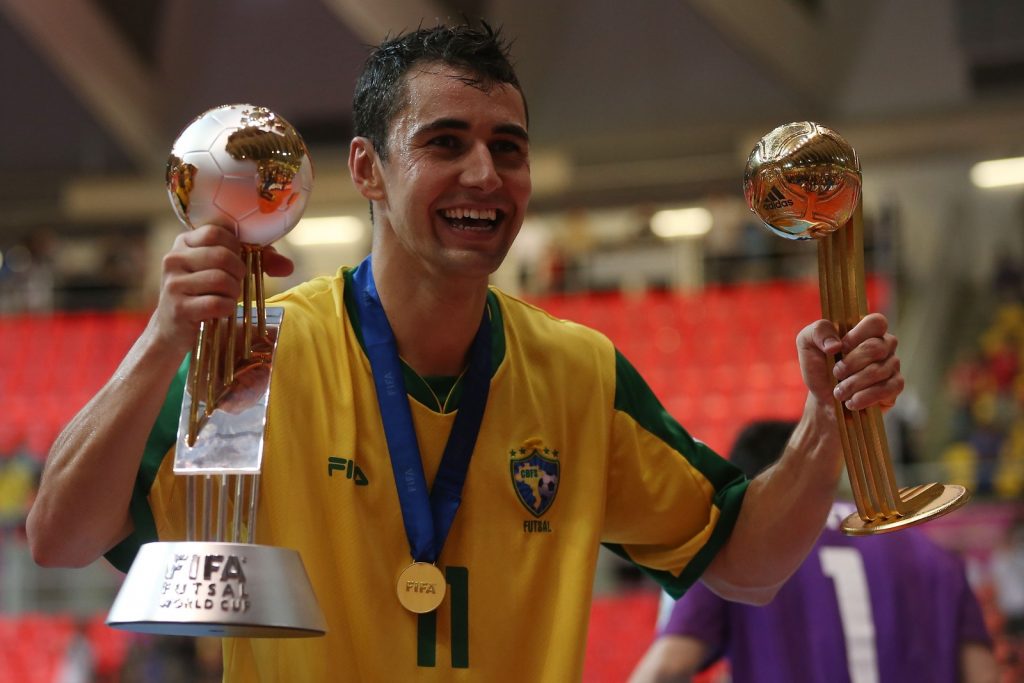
[{"left": 943, "top": 298, "right": 1024, "bottom": 498}]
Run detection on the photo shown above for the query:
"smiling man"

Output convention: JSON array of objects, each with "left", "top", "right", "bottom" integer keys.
[{"left": 28, "top": 23, "right": 906, "bottom": 682}]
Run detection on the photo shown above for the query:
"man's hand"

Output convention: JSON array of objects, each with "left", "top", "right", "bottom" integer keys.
[
  {"left": 797, "top": 312, "right": 903, "bottom": 412},
  {"left": 152, "top": 225, "right": 295, "bottom": 357},
  {"left": 703, "top": 312, "right": 905, "bottom": 604}
]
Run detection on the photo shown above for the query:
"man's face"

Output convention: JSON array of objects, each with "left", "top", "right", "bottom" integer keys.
[{"left": 372, "top": 63, "right": 531, "bottom": 280}]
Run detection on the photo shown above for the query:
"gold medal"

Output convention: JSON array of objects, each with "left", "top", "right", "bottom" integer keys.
[{"left": 396, "top": 562, "right": 446, "bottom": 613}]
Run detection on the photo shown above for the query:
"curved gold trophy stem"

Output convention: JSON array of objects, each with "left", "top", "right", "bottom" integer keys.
[
  {"left": 186, "top": 245, "right": 269, "bottom": 447},
  {"left": 242, "top": 248, "right": 254, "bottom": 361},
  {"left": 253, "top": 248, "right": 267, "bottom": 340},
  {"left": 182, "top": 244, "right": 276, "bottom": 546},
  {"left": 819, "top": 203, "right": 969, "bottom": 534}
]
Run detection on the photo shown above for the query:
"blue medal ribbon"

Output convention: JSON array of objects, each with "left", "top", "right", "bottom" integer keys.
[{"left": 352, "top": 256, "right": 491, "bottom": 563}]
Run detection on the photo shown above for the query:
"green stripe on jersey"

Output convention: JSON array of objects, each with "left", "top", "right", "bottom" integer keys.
[
  {"left": 104, "top": 357, "right": 188, "bottom": 572},
  {"left": 607, "top": 349, "right": 749, "bottom": 597}
]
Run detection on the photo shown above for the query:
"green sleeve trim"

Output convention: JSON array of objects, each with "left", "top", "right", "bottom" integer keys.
[
  {"left": 611, "top": 349, "right": 750, "bottom": 597},
  {"left": 602, "top": 474, "right": 747, "bottom": 599},
  {"left": 104, "top": 357, "right": 189, "bottom": 572}
]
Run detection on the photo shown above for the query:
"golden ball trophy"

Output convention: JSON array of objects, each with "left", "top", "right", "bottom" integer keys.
[
  {"left": 107, "top": 104, "right": 326, "bottom": 635},
  {"left": 744, "top": 121, "right": 969, "bottom": 534}
]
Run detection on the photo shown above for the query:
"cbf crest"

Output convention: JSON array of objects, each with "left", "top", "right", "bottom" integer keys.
[{"left": 510, "top": 444, "right": 559, "bottom": 517}]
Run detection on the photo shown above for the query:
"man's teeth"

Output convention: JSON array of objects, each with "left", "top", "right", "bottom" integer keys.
[{"left": 443, "top": 208, "right": 497, "bottom": 221}]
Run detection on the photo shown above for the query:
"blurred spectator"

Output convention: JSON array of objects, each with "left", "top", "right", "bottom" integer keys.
[
  {"left": 54, "top": 617, "right": 95, "bottom": 683},
  {"left": 995, "top": 418, "right": 1024, "bottom": 499},
  {"left": 0, "top": 232, "right": 55, "bottom": 314},
  {"left": 119, "top": 635, "right": 219, "bottom": 683},
  {"left": 942, "top": 302, "right": 1024, "bottom": 498},
  {"left": 989, "top": 512, "right": 1024, "bottom": 682},
  {"left": 994, "top": 251, "right": 1023, "bottom": 303},
  {"left": 970, "top": 393, "right": 1005, "bottom": 495},
  {"left": 884, "top": 386, "right": 927, "bottom": 468},
  {"left": 630, "top": 420, "right": 997, "bottom": 683},
  {"left": 991, "top": 516, "right": 1024, "bottom": 643}
]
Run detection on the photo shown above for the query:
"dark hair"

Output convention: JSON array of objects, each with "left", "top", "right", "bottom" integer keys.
[
  {"left": 352, "top": 22, "right": 526, "bottom": 160},
  {"left": 729, "top": 420, "right": 797, "bottom": 478}
]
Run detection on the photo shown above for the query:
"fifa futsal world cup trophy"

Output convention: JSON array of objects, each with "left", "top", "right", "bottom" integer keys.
[
  {"left": 106, "top": 104, "right": 326, "bottom": 636},
  {"left": 743, "top": 121, "right": 969, "bottom": 535}
]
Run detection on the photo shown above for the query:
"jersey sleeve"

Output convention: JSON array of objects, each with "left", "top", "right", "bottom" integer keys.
[
  {"left": 103, "top": 358, "right": 189, "bottom": 572},
  {"left": 659, "top": 584, "right": 728, "bottom": 667},
  {"left": 601, "top": 350, "right": 748, "bottom": 598}
]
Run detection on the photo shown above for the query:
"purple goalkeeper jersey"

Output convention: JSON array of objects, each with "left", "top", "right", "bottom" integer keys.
[{"left": 660, "top": 502, "right": 991, "bottom": 683}]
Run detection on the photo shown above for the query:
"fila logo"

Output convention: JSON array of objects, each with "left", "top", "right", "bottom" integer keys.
[
  {"left": 327, "top": 457, "right": 369, "bottom": 485},
  {"left": 762, "top": 186, "right": 793, "bottom": 210}
]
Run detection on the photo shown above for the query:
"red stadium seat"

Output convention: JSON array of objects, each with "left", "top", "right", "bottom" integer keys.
[
  {"left": 583, "top": 590, "right": 660, "bottom": 682},
  {"left": 522, "top": 279, "right": 864, "bottom": 456},
  {"left": 0, "top": 311, "right": 149, "bottom": 460}
]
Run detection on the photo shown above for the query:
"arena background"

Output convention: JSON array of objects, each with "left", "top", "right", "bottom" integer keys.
[{"left": 2, "top": 0, "right": 1023, "bottom": 681}]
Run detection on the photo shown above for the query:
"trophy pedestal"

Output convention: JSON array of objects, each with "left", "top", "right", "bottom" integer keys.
[
  {"left": 840, "top": 484, "right": 970, "bottom": 536},
  {"left": 107, "top": 541, "right": 326, "bottom": 637}
]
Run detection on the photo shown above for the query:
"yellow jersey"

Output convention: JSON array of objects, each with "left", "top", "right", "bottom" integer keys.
[{"left": 109, "top": 266, "right": 748, "bottom": 681}]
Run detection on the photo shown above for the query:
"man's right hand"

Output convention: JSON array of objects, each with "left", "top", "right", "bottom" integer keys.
[{"left": 152, "top": 225, "right": 295, "bottom": 357}]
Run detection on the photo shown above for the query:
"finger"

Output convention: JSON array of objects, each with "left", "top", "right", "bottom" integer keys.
[
  {"left": 800, "top": 319, "right": 843, "bottom": 356},
  {"left": 164, "top": 244, "right": 247, "bottom": 283},
  {"left": 833, "top": 333, "right": 898, "bottom": 380},
  {"left": 166, "top": 268, "right": 243, "bottom": 300},
  {"left": 841, "top": 312, "right": 889, "bottom": 353},
  {"left": 183, "top": 224, "right": 241, "bottom": 249},
  {"left": 261, "top": 247, "right": 295, "bottom": 277},
  {"left": 175, "top": 294, "right": 242, "bottom": 323},
  {"left": 840, "top": 372, "right": 904, "bottom": 412},
  {"left": 834, "top": 354, "right": 901, "bottom": 404},
  {"left": 159, "top": 284, "right": 240, "bottom": 327}
]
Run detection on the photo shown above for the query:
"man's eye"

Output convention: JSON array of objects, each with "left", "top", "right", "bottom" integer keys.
[
  {"left": 491, "top": 140, "right": 523, "bottom": 155},
  {"left": 429, "top": 135, "right": 460, "bottom": 149}
]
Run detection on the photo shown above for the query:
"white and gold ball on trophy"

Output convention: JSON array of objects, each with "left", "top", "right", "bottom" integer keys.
[{"left": 166, "top": 103, "right": 314, "bottom": 245}]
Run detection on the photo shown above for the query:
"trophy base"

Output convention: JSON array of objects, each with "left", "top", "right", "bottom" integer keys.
[
  {"left": 841, "top": 484, "right": 970, "bottom": 536},
  {"left": 107, "top": 541, "right": 326, "bottom": 638}
]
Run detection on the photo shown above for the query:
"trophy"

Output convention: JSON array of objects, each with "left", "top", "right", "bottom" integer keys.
[
  {"left": 743, "top": 121, "right": 969, "bottom": 535},
  {"left": 107, "top": 104, "right": 326, "bottom": 635}
]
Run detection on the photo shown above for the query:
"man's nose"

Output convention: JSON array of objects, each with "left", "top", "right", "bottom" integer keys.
[{"left": 460, "top": 142, "right": 502, "bottom": 192}]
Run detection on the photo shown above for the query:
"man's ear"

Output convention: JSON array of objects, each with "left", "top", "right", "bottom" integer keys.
[{"left": 349, "top": 137, "right": 386, "bottom": 201}]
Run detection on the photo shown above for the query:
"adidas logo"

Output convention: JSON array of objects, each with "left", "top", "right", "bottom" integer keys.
[
  {"left": 327, "top": 456, "right": 369, "bottom": 486},
  {"left": 762, "top": 186, "right": 793, "bottom": 210}
]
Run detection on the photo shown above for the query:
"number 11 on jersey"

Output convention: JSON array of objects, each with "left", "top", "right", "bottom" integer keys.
[{"left": 417, "top": 566, "right": 469, "bottom": 668}]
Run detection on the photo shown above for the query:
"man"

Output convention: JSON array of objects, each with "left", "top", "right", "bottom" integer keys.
[
  {"left": 27, "top": 23, "right": 905, "bottom": 681},
  {"left": 630, "top": 421, "right": 998, "bottom": 683}
]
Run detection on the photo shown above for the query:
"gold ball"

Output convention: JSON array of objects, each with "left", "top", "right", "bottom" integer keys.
[{"left": 743, "top": 121, "right": 861, "bottom": 240}]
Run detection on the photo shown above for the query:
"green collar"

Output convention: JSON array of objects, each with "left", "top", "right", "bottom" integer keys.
[{"left": 342, "top": 267, "right": 506, "bottom": 414}]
